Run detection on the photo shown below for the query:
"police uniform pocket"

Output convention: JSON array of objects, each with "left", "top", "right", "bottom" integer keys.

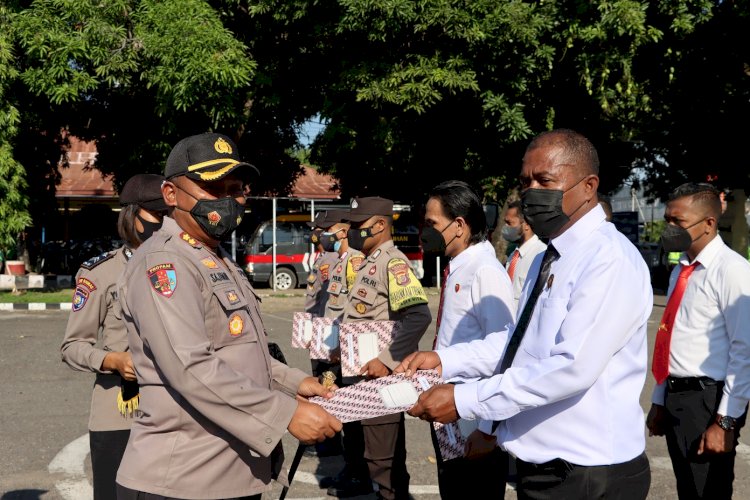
[
  {"left": 212, "top": 285, "right": 258, "bottom": 348},
  {"left": 522, "top": 297, "right": 568, "bottom": 359}
]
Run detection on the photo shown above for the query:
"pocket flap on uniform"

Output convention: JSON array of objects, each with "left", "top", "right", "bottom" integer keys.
[
  {"left": 351, "top": 285, "right": 377, "bottom": 305},
  {"left": 213, "top": 285, "right": 249, "bottom": 311}
]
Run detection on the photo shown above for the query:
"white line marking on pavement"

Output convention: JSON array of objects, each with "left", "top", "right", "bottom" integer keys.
[{"left": 49, "top": 433, "right": 93, "bottom": 500}]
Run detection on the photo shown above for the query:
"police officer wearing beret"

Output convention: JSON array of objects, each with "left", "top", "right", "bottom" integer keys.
[
  {"left": 61, "top": 173, "right": 167, "bottom": 500},
  {"left": 342, "top": 196, "right": 432, "bottom": 499},
  {"left": 115, "top": 132, "right": 342, "bottom": 500}
]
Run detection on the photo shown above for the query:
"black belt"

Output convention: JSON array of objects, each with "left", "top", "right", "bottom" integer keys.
[
  {"left": 517, "top": 457, "right": 577, "bottom": 478},
  {"left": 666, "top": 376, "right": 720, "bottom": 392}
]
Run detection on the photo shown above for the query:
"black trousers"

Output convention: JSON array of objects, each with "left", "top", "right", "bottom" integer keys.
[
  {"left": 116, "top": 484, "right": 260, "bottom": 500},
  {"left": 90, "top": 429, "right": 130, "bottom": 500},
  {"left": 362, "top": 412, "right": 409, "bottom": 499},
  {"left": 429, "top": 425, "right": 508, "bottom": 499},
  {"left": 516, "top": 452, "right": 650, "bottom": 500},
  {"left": 310, "top": 359, "right": 344, "bottom": 455},
  {"left": 664, "top": 380, "right": 746, "bottom": 500}
]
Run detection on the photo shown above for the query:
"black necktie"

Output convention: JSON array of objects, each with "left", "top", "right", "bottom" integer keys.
[
  {"left": 499, "top": 244, "right": 559, "bottom": 373},
  {"left": 492, "top": 245, "right": 559, "bottom": 432}
]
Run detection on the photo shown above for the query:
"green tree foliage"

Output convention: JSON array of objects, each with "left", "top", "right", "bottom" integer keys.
[
  {"left": 295, "top": 0, "right": 725, "bottom": 202},
  {"left": 0, "top": 5, "right": 32, "bottom": 257},
  {"left": 1, "top": 0, "right": 746, "bottom": 251},
  {"left": 631, "top": 0, "right": 750, "bottom": 199}
]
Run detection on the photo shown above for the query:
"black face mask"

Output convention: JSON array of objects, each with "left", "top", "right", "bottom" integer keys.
[
  {"left": 420, "top": 220, "right": 456, "bottom": 255},
  {"left": 176, "top": 186, "right": 245, "bottom": 241},
  {"left": 660, "top": 219, "right": 706, "bottom": 252},
  {"left": 190, "top": 197, "right": 245, "bottom": 241},
  {"left": 320, "top": 230, "right": 344, "bottom": 252},
  {"left": 136, "top": 213, "right": 163, "bottom": 241},
  {"left": 521, "top": 176, "right": 588, "bottom": 239},
  {"left": 347, "top": 224, "right": 382, "bottom": 251}
]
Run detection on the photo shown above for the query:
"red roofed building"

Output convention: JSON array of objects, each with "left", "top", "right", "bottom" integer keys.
[{"left": 55, "top": 137, "right": 339, "bottom": 206}]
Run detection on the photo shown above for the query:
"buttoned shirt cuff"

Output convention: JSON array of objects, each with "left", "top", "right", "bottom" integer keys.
[
  {"left": 437, "top": 348, "right": 462, "bottom": 381},
  {"left": 92, "top": 349, "right": 111, "bottom": 374},
  {"left": 718, "top": 394, "right": 748, "bottom": 419},
  {"left": 272, "top": 365, "right": 309, "bottom": 398},
  {"left": 453, "top": 382, "right": 480, "bottom": 421},
  {"left": 651, "top": 382, "right": 667, "bottom": 406}
]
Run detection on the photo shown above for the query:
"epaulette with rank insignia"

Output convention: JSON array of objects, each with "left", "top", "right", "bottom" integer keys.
[
  {"left": 179, "top": 231, "right": 203, "bottom": 249},
  {"left": 80, "top": 251, "right": 116, "bottom": 270}
]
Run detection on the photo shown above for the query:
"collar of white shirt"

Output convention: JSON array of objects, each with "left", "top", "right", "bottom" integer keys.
[
  {"left": 678, "top": 233, "right": 722, "bottom": 269},
  {"left": 517, "top": 234, "right": 542, "bottom": 257},
  {"left": 549, "top": 203, "right": 607, "bottom": 256},
  {"left": 448, "top": 240, "right": 494, "bottom": 276}
]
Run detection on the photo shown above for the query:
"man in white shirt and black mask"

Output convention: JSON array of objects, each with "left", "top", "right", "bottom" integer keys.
[
  {"left": 396, "top": 128, "right": 652, "bottom": 500},
  {"left": 646, "top": 182, "right": 750, "bottom": 500},
  {"left": 502, "top": 200, "right": 547, "bottom": 313},
  {"left": 421, "top": 179, "right": 515, "bottom": 499}
]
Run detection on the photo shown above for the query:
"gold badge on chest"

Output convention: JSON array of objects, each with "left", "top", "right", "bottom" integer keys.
[{"left": 229, "top": 314, "right": 244, "bottom": 336}]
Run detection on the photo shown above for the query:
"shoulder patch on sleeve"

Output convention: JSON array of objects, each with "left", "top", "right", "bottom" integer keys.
[
  {"left": 80, "top": 251, "right": 115, "bottom": 270},
  {"left": 148, "top": 263, "right": 178, "bottom": 298},
  {"left": 72, "top": 276, "right": 97, "bottom": 312},
  {"left": 387, "top": 258, "right": 427, "bottom": 311}
]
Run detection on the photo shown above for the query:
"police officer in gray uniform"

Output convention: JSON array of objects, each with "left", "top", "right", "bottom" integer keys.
[
  {"left": 304, "top": 211, "right": 339, "bottom": 319},
  {"left": 61, "top": 173, "right": 166, "bottom": 500},
  {"left": 115, "top": 132, "right": 342, "bottom": 500},
  {"left": 304, "top": 211, "right": 346, "bottom": 458},
  {"left": 343, "top": 196, "right": 432, "bottom": 500}
]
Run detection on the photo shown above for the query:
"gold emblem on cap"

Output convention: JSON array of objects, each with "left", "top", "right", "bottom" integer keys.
[{"left": 215, "top": 137, "right": 233, "bottom": 154}]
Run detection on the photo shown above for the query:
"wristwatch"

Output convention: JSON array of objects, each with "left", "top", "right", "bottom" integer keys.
[{"left": 716, "top": 414, "right": 737, "bottom": 431}]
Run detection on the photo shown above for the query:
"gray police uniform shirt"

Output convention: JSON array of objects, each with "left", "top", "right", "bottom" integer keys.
[
  {"left": 342, "top": 240, "right": 429, "bottom": 369},
  {"left": 304, "top": 250, "right": 339, "bottom": 316},
  {"left": 61, "top": 247, "right": 133, "bottom": 432},
  {"left": 116, "top": 217, "right": 307, "bottom": 499},
  {"left": 324, "top": 249, "right": 365, "bottom": 319}
]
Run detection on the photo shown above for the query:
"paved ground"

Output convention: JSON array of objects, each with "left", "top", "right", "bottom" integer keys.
[{"left": 1, "top": 289, "right": 750, "bottom": 499}]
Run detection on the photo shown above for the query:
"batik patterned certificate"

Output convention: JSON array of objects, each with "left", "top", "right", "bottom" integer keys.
[
  {"left": 291, "top": 312, "right": 314, "bottom": 349},
  {"left": 339, "top": 321, "right": 401, "bottom": 377},
  {"left": 308, "top": 317, "right": 341, "bottom": 360},
  {"left": 308, "top": 370, "right": 442, "bottom": 422},
  {"left": 432, "top": 418, "right": 479, "bottom": 461}
]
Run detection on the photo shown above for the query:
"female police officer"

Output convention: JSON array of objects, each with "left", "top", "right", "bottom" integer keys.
[{"left": 60, "top": 173, "right": 167, "bottom": 500}]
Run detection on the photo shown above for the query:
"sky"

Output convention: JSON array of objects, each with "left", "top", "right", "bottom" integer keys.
[{"left": 297, "top": 115, "right": 327, "bottom": 147}]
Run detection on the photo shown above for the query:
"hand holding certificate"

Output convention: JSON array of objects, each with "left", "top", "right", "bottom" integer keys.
[{"left": 308, "top": 370, "right": 442, "bottom": 422}]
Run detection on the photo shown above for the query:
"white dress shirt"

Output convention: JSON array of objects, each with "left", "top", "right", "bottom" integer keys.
[
  {"left": 506, "top": 234, "right": 547, "bottom": 312},
  {"left": 651, "top": 235, "right": 750, "bottom": 418},
  {"left": 435, "top": 240, "right": 515, "bottom": 350},
  {"left": 438, "top": 204, "right": 652, "bottom": 466}
]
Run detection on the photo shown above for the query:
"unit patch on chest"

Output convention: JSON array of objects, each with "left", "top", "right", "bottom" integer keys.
[
  {"left": 355, "top": 303, "right": 367, "bottom": 314},
  {"left": 226, "top": 290, "right": 241, "bottom": 305}
]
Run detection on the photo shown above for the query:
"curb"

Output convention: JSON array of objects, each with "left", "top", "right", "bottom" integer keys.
[{"left": 0, "top": 302, "right": 72, "bottom": 311}]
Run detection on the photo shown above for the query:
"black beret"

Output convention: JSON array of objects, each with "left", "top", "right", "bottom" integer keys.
[
  {"left": 164, "top": 132, "right": 259, "bottom": 182},
  {"left": 346, "top": 197, "right": 393, "bottom": 222},
  {"left": 306, "top": 211, "right": 337, "bottom": 229},
  {"left": 119, "top": 174, "right": 168, "bottom": 211}
]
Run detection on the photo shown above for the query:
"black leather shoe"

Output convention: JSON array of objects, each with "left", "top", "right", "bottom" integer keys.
[{"left": 326, "top": 476, "right": 373, "bottom": 497}]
